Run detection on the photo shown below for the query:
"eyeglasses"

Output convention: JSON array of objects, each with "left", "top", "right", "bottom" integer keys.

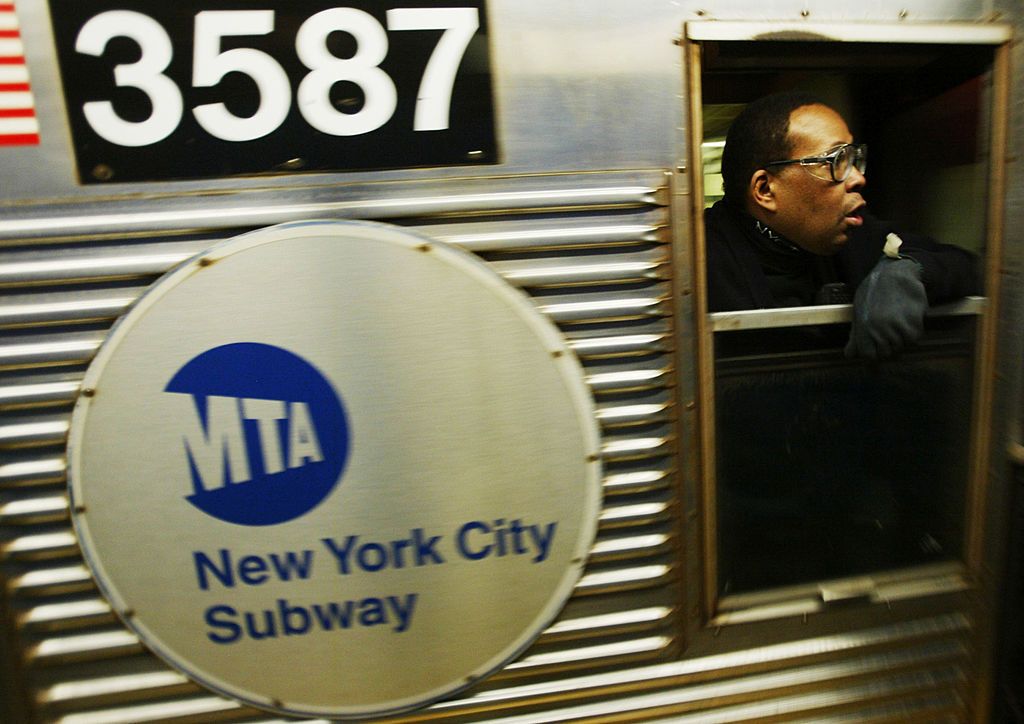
[{"left": 765, "top": 143, "right": 867, "bottom": 183}]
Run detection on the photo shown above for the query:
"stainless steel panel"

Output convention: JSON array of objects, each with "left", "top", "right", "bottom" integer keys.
[
  {"left": 0, "top": 494, "right": 67, "bottom": 525},
  {"left": 1, "top": 531, "right": 78, "bottom": 560},
  {"left": 52, "top": 698, "right": 239, "bottom": 724},
  {"left": 539, "top": 292, "right": 669, "bottom": 324},
  {"left": 569, "top": 332, "right": 671, "bottom": 358},
  {"left": 687, "top": 20, "right": 1010, "bottom": 43},
  {"left": 0, "top": 413, "right": 68, "bottom": 448},
  {"left": 19, "top": 599, "right": 114, "bottom": 631},
  {"left": 40, "top": 669, "right": 193, "bottom": 711},
  {"left": 0, "top": 0, "right": 1018, "bottom": 717},
  {"left": 8, "top": 565, "right": 97, "bottom": 597},
  {"left": 0, "top": 332, "right": 102, "bottom": 371},
  {"left": 6, "top": 0, "right": 1010, "bottom": 204},
  {"left": 0, "top": 181, "right": 663, "bottom": 241},
  {"left": 489, "top": 252, "right": 668, "bottom": 288},
  {"left": 0, "top": 178, "right": 692, "bottom": 722},
  {"left": 0, "top": 248, "right": 198, "bottom": 285},
  {"left": 9, "top": 0, "right": 682, "bottom": 200},
  {"left": 421, "top": 614, "right": 973, "bottom": 721},
  {"left": 0, "top": 373, "right": 83, "bottom": 409},
  {"left": 0, "top": 453, "right": 66, "bottom": 487},
  {"left": 0, "top": 291, "right": 140, "bottom": 330}
]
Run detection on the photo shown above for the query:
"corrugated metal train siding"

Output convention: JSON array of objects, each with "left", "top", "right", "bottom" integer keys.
[
  {"left": 0, "top": 177, "right": 973, "bottom": 722},
  {"left": 1, "top": 180, "right": 682, "bottom": 722}
]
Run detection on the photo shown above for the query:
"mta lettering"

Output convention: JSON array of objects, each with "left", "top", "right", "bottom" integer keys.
[{"left": 165, "top": 343, "right": 349, "bottom": 526}]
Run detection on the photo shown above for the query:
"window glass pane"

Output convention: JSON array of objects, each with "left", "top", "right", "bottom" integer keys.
[{"left": 715, "top": 318, "right": 974, "bottom": 596}]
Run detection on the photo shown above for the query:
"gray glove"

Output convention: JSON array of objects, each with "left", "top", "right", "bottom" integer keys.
[{"left": 844, "top": 257, "right": 927, "bottom": 360}]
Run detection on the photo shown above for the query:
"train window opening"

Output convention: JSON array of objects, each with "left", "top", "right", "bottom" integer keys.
[
  {"left": 685, "top": 25, "right": 1008, "bottom": 617},
  {"left": 714, "top": 316, "right": 976, "bottom": 597},
  {"left": 699, "top": 40, "right": 996, "bottom": 258}
]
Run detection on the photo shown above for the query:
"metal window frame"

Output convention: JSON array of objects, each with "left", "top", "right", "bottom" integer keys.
[{"left": 683, "top": 20, "right": 1012, "bottom": 623}]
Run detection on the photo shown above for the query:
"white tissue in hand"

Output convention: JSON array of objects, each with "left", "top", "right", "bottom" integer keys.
[{"left": 883, "top": 233, "right": 903, "bottom": 259}]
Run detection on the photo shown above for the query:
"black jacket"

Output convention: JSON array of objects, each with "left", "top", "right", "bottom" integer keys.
[{"left": 704, "top": 200, "right": 979, "bottom": 312}]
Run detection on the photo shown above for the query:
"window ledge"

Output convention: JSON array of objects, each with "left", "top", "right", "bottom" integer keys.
[{"left": 710, "top": 296, "right": 986, "bottom": 332}]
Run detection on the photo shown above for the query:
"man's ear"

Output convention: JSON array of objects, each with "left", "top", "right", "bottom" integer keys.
[{"left": 749, "top": 169, "right": 777, "bottom": 212}]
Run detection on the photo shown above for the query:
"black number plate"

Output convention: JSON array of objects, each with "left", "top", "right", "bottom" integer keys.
[{"left": 48, "top": 0, "right": 498, "bottom": 183}]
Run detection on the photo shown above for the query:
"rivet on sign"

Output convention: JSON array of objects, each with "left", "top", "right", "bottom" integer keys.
[
  {"left": 91, "top": 164, "right": 114, "bottom": 181},
  {"left": 587, "top": 454, "right": 600, "bottom": 463},
  {"left": 801, "top": 9, "right": 810, "bottom": 17},
  {"left": 81, "top": 388, "right": 95, "bottom": 398},
  {"left": 272, "top": 698, "right": 284, "bottom": 708},
  {"left": 685, "top": 401, "right": 696, "bottom": 410},
  {"left": 552, "top": 350, "right": 564, "bottom": 358},
  {"left": 898, "top": 9, "right": 909, "bottom": 19},
  {"left": 74, "top": 504, "right": 86, "bottom": 514},
  {"left": 418, "top": 244, "right": 432, "bottom": 253},
  {"left": 198, "top": 257, "right": 214, "bottom": 267},
  {"left": 122, "top": 608, "right": 135, "bottom": 618}
]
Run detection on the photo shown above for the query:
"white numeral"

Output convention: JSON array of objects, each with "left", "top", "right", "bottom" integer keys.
[
  {"left": 192, "top": 11, "right": 291, "bottom": 142},
  {"left": 76, "top": 11, "right": 183, "bottom": 147},
  {"left": 386, "top": 8, "right": 478, "bottom": 131},
  {"left": 295, "top": 8, "right": 397, "bottom": 136},
  {"left": 74, "top": 7, "right": 481, "bottom": 147}
]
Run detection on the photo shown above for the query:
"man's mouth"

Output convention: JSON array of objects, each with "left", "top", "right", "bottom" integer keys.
[{"left": 844, "top": 206, "right": 865, "bottom": 227}]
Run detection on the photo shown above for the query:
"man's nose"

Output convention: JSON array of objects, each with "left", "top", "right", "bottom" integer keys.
[{"left": 845, "top": 166, "right": 867, "bottom": 190}]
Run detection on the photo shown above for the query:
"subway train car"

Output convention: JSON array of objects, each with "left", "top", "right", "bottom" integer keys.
[{"left": 1, "top": 0, "right": 1023, "bottom": 721}]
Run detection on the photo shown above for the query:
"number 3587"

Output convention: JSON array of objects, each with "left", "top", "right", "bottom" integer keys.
[{"left": 75, "top": 7, "right": 479, "bottom": 147}]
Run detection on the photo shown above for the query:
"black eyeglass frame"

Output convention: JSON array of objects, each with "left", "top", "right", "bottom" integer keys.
[{"left": 764, "top": 143, "right": 867, "bottom": 183}]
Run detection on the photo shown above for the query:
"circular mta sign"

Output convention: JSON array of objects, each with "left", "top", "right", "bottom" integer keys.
[{"left": 68, "top": 220, "right": 602, "bottom": 719}]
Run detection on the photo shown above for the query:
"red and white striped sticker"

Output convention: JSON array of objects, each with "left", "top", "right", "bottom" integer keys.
[{"left": 0, "top": 1, "right": 39, "bottom": 146}]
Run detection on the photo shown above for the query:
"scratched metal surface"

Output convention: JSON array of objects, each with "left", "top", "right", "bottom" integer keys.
[{"left": 2, "top": 0, "right": 1020, "bottom": 721}]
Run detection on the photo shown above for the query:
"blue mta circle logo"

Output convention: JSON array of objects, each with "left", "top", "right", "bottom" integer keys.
[{"left": 164, "top": 343, "right": 350, "bottom": 526}]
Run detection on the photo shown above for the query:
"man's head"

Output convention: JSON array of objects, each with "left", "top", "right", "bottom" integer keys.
[{"left": 720, "top": 92, "right": 867, "bottom": 256}]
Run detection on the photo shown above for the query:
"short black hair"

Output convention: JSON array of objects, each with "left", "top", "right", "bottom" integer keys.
[{"left": 720, "top": 91, "right": 828, "bottom": 208}]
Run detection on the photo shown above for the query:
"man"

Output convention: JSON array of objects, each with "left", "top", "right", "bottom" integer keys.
[{"left": 704, "top": 91, "right": 978, "bottom": 359}]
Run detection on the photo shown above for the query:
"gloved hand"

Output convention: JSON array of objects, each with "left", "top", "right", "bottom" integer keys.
[{"left": 844, "top": 257, "right": 927, "bottom": 360}]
